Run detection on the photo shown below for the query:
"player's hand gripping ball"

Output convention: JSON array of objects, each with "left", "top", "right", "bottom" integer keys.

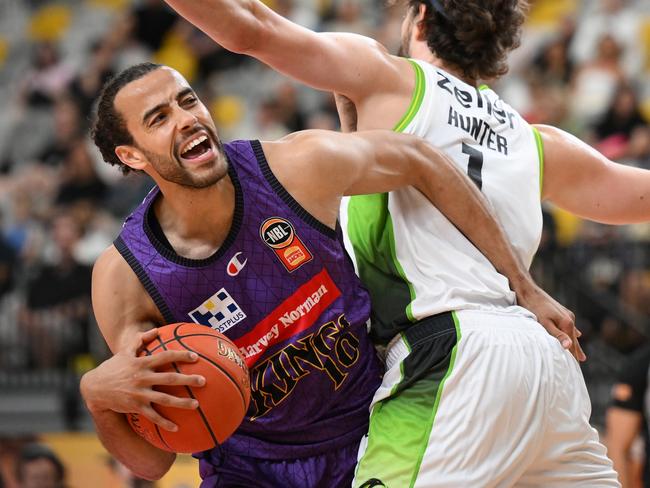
[{"left": 128, "top": 323, "right": 250, "bottom": 453}]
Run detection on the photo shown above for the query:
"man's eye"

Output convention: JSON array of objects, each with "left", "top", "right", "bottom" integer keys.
[
  {"left": 183, "top": 97, "right": 197, "bottom": 106},
  {"left": 152, "top": 113, "right": 166, "bottom": 125}
]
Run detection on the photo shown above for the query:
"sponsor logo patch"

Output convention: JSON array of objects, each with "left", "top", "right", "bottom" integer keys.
[
  {"left": 189, "top": 288, "right": 247, "bottom": 333},
  {"left": 260, "top": 217, "right": 313, "bottom": 272},
  {"left": 233, "top": 268, "right": 340, "bottom": 366},
  {"left": 227, "top": 252, "right": 248, "bottom": 277}
]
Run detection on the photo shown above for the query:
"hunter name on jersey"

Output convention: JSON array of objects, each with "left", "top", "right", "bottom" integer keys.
[{"left": 439, "top": 70, "right": 517, "bottom": 157}]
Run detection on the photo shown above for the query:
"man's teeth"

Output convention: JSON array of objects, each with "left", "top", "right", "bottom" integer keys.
[{"left": 181, "top": 135, "right": 208, "bottom": 155}]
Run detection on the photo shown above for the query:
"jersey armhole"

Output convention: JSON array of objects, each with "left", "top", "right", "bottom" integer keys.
[
  {"left": 532, "top": 126, "right": 545, "bottom": 198},
  {"left": 250, "top": 140, "right": 338, "bottom": 240},
  {"left": 393, "top": 59, "right": 426, "bottom": 133},
  {"left": 113, "top": 236, "right": 176, "bottom": 324}
]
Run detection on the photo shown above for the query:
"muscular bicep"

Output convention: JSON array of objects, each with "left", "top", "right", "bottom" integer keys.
[
  {"left": 539, "top": 124, "right": 650, "bottom": 224},
  {"left": 92, "top": 246, "right": 163, "bottom": 353},
  {"left": 253, "top": 27, "right": 404, "bottom": 101}
]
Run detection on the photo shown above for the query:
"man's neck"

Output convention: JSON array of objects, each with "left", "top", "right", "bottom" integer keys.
[
  {"left": 410, "top": 43, "right": 476, "bottom": 86},
  {"left": 153, "top": 175, "right": 235, "bottom": 260}
]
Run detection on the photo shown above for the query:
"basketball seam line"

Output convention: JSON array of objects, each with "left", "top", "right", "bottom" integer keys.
[{"left": 160, "top": 328, "right": 220, "bottom": 449}]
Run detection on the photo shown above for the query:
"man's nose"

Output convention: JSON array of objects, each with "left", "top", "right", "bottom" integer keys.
[{"left": 177, "top": 107, "right": 199, "bottom": 131}]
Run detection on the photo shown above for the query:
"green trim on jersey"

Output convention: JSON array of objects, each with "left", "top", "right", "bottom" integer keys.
[
  {"left": 346, "top": 195, "right": 417, "bottom": 330},
  {"left": 354, "top": 315, "right": 462, "bottom": 488},
  {"left": 394, "top": 60, "right": 426, "bottom": 133},
  {"left": 532, "top": 126, "right": 545, "bottom": 195},
  {"left": 478, "top": 84, "right": 490, "bottom": 91}
]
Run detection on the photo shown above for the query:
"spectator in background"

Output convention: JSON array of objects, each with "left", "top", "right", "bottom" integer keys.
[
  {"left": 592, "top": 84, "right": 650, "bottom": 161},
  {"left": 570, "top": 34, "right": 626, "bottom": 126},
  {"left": 274, "top": 82, "right": 307, "bottom": 132},
  {"left": 126, "top": 0, "right": 178, "bottom": 53},
  {"left": 532, "top": 37, "right": 575, "bottom": 88},
  {"left": 55, "top": 142, "right": 107, "bottom": 206},
  {"left": 68, "top": 40, "right": 117, "bottom": 118},
  {"left": 570, "top": 0, "right": 643, "bottom": 78},
  {"left": 35, "top": 97, "right": 83, "bottom": 169},
  {"left": 20, "top": 213, "right": 91, "bottom": 369},
  {"left": 0, "top": 219, "right": 16, "bottom": 301},
  {"left": 16, "top": 443, "right": 66, "bottom": 488},
  {"left": 606, "top": 345, "right": 650, "bottom": 488},
  {"left": 19, "top": 42, "right": 73, "bottom": 109}
]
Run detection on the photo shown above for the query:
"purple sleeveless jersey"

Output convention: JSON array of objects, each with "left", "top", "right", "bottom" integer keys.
[{"left": 116, "top": 140, "right": 382, "bottom": 464}]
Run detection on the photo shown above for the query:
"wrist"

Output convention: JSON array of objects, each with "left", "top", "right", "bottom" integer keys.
[
  {"left": 80, "top": 370, "right": 108, "bottom": 414},
  {"left": 509, "top": 270, "right": 536, "bottom": 298}
]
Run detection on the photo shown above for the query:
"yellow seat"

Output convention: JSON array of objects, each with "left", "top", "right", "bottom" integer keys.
[
  {"left": 85, "top": 0, "right": 130, "bottom": 12},
  {"left": 0, "top": 37, "right": 8, "bottom": 70},
  {"left": 527, "top": 0, "right": 578, "bottom": 28},
  {"left": 28, "top": 4, "right": 72, "bottom": 42},
  {"left": 211, "top": 95, "right": 245, "bottom": 129},
  {"left": 153, "top": 32, "right": 199, "bottom": 82}
]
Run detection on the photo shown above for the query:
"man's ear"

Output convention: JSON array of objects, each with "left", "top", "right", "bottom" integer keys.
[
  {"left": 415, "top": 3, "right": 428, "bottom": 41},
  {"left": 115, "top": 145, "right": 148, "bottom": 171}
]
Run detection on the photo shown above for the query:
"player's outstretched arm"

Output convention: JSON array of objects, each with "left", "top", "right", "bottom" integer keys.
[
  {"left": 265, "top": 130, "right": 583, "bottom": 360},
  {"left": 162, "top": 0, "right": 405, "bottom": 102},
  {"left": 80, "top": 247, "right": 205, "bottom": 480},
  {"left": 538, "top": 124, "right": 650, "bottom": 224}
]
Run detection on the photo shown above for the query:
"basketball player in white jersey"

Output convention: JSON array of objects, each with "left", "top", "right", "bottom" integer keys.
[{"left": 158, "top": 0, "right": 649, "bottom": 485}]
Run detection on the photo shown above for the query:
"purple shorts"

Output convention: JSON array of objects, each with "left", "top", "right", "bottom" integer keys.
[{"left": 198, "top": 440, "right": 361, "bottom": 487}]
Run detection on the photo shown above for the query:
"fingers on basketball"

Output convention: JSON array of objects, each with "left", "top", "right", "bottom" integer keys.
[{"left": 127, "top": 323, "right": 250, "bottom": 453}]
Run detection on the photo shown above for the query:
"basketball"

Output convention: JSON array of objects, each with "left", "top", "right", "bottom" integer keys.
[{"left": 127, "top": 323, "right": 250, "bottom": 453}]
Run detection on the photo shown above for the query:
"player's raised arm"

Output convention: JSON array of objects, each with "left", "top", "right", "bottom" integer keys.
[
  {"left": 162, "top": 0, "right": 405, "bottom": 103},
  {"left": 538, "top": 124, "right": 650, "bottom": 224},
  {"left": 265, "top": 130, "right": 582, "bottom": 360},
  {"left": 80, "top": 246, "right": 205, "bottom": 480}
]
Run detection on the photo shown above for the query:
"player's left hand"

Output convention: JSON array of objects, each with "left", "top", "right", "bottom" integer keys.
[{"left": 515, "top": 281, "right": 586, "bottom": 362}]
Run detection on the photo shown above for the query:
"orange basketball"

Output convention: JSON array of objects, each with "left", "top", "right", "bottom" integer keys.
[{"left": 127, "top": 323, "right": 250, "bottom": 453}]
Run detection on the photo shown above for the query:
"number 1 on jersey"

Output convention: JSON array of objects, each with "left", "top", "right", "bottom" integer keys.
[{"left": 462, "top": 143, "right": 484, "bottom": 190}]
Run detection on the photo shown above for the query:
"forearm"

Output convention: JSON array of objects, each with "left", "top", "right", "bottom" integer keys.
[
  {"left": 164, "top": 0, "right": 261, "bottom": 53},
  {"left": 81, "top": 374, "right": 175, "bottom": 480},
  {"left": 539, "top": 124, "right": 650, "bottom": 224}
]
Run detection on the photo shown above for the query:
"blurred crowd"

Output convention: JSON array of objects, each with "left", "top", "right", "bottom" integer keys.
[{"left": 0, "top": 0, "right": 649, "bottom": 436}]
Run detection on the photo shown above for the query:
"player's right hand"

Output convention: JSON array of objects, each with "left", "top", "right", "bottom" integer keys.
[
  {"left": 80, "top": 328, "right": 206, "bottom": 432},
  {"left": 516, "top": 281, "right": 586, "bottom": 362}
]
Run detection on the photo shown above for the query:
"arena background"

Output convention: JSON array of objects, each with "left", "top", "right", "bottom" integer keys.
[{"left": 0, "top": 0, "right": 649, "bottom": 486}]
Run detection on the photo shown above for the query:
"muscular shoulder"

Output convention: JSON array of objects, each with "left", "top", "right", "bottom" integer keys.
[{"left": 92, "top": 246, "right": 163, "bottom": 351}]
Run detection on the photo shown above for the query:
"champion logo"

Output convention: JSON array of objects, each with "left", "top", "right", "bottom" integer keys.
[{"left": 227, "top": 252, "right": 248, "bottom": 277}]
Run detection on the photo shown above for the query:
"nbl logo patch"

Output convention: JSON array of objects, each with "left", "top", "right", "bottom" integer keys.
[
  {"left": 260, "top": 217, "right": 313, "bottom": 272},
  {"left": 189, "top": 288, "right": 246, "bottom": 333}
]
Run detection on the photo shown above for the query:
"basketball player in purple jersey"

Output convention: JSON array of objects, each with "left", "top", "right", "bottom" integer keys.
[{"left": 80, "top": 63, "right": 574, "bottom": 487}]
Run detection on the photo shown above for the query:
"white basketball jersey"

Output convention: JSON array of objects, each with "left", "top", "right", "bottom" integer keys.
[{"left": 341, "top": 59, "right": 544, "bottom": 343}]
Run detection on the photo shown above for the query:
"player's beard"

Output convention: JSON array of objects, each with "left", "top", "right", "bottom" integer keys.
[{"left": 140, "top": 126, "right": 228, "bottom": 189}]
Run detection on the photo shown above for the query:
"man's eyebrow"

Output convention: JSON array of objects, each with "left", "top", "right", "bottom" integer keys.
[
  {"left": 142, "top": 102, "right": 168, "bottom": 125},
  {"left": 142, "top": 88, "right": 196, "bottom": 125},
  {"left": 177, "top": 87, "right": 194, "bottom": 100}
]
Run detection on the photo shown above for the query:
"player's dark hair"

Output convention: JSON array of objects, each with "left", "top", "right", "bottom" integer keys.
[
  {"left": 16, "top": 443, "right": 66, "bottom": 487},
  {"left": 403, "top": 0, "right": 529, "bottom": 81},
  {"left": 91, "top": 62, "right": 162, "bottom": 175}
]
